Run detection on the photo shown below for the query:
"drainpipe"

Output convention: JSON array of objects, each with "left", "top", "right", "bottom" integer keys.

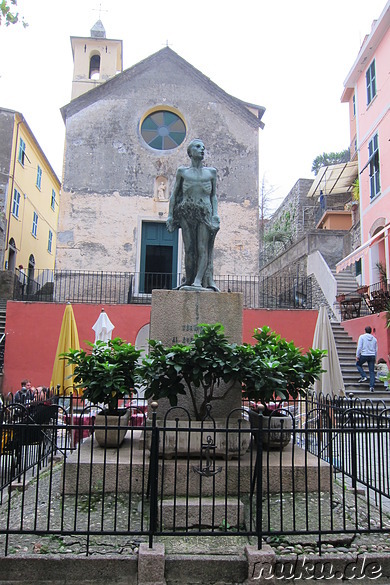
[{"left": 4, "top": 115, "right": 23, "bottom": 268}]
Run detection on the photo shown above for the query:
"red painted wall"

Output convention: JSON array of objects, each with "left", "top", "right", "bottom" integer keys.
[
  {"left": 3, "top": 302, "right": 151, "bottom": 394},
  {"left": 2, "top": 303, "right": 319, "bottom": 395},
  {"left": 243, "top": 309, "right": 319, "bottom": 352}
]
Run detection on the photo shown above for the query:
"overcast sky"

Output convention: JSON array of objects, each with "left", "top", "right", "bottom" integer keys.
[{"left": 0, "top": 0, "right": 387, "bottom": 213}]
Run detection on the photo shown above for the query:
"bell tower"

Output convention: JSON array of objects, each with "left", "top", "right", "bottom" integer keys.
[{"left": 70, "top": 20, "right": 123, "bottom": 100}]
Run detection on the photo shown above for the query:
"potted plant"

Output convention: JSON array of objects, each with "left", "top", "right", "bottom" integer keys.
[
  {"left": 238, "top": 327, "right": 325, "bottom": 448},
  {"left": 139, "top": 324, "right": 325, "bottom": 451},
  {"left": 140, "top": 323, "right": 242, "bottom": 421},
  {"left": 62, "top": 338, "right": 141, "bottom": 447},
  {"left": 138, "top": 323, "right": 250, "bottom": 457}
]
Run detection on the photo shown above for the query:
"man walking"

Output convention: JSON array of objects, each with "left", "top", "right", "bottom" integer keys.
[{"left": 356, "top": 326, "right": 378, "bottom": 392}]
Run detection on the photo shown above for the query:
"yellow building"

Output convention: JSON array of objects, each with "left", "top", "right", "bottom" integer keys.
[{"left": 0, "top": 108, "right": 60, "bottom": 284}]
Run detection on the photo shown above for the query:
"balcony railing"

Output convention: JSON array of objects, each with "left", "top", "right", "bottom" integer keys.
[
  {"left": 337, "top": 280, "right": 390, "bottom": 320},
  {"left": 361, "top": 280, "right": 390, "bottom": 314},
  {"left": 12, "top": 269, "right": 313, "bottom": 310},
  {"left": 314, "top": 195, "right": 348, "bottom": 226}
]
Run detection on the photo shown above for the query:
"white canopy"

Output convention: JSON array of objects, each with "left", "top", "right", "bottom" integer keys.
[
  {"left": 92, "top": 308, "right": 115, "bottom": 343},
  {"left": 312, "top": 305, "right": 345, "bottom": 398}
]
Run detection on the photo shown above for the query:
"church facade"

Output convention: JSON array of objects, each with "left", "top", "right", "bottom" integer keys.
[{"left": 56, "top": 21, "right": 265, "bottom": 295}]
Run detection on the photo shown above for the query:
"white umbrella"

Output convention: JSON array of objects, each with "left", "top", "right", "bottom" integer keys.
[
  {"left": 92, "top": 308, "right": 115, "bottom": 343},
  {"left": 312, "top": 305, "right": 345, "bottom": 398}
]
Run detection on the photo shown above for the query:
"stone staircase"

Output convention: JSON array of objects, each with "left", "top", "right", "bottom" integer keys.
[
  {"left": 331, "top": 321, "right": 390, "bottom": 407},
  {"left": 331, "top": 268, "right": 358, "bottom": 297},
  {"left": 331, "top": 268, "right": 358, "bottom": 320}
]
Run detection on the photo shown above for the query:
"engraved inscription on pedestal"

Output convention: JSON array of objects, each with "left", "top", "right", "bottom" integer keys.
[{"left": 149, "top": 290, "right": 243, "bottom": 421}]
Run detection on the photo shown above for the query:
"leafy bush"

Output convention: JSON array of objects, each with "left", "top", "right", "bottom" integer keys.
[
  {"left": 62, "top": 338, "right": 141, "bottom": 412},
  {"left": 139, "top": 324, "right": 325, "bottom": 420}
]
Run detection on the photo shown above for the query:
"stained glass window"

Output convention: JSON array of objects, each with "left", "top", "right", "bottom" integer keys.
[{"left": 141, "top": 110, "right": 186, "bottom": 151}]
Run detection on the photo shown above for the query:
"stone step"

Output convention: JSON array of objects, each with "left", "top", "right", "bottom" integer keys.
[
  {"left": 332, "top": 328, "right": 353, "bottom": 336},
  {"left": 334, "top": 341, "right": 355, "bottom": 348},
  {"left": 332, "top": 330, "right": 354, "bottom": 340},
  {"left": 340, "top": 368, "right": 364, "bottom": 377},
  {"left": 335, "top": 346, "right": 356, "bottom": 353},
  {"left": 344, "top": 387, "right": 390, "bottom": 405}
]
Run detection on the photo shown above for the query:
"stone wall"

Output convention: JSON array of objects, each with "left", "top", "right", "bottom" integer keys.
[
  {"left": 260, "top": 231, "right": 347, "bottom": 278},
  {"left": 0, "top": 270, "right": 15, "bottom": 300},
  {"left": 260, "top": 179, "right": 315, "bottom": 267}
]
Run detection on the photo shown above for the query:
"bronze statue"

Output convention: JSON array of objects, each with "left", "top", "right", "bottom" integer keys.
[{"left": 167, "top": 139, "right": 220, "bottom": 291}]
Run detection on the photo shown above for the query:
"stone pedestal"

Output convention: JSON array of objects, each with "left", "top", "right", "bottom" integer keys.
[
  {"left": 149, "top": 290, "right": 243, "bottom": 421},
  {"left": 62, "top": 436, "right": 332, "bottom": 495}
]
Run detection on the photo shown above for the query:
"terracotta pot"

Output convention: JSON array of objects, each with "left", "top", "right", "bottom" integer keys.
[{"left": 94, "top": 408, "right": 130, "bottom": 448}]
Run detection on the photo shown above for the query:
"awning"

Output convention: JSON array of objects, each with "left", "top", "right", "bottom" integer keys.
[
  {"left": 360, "top": 149, "right": 378, "bottom": 175},
  {"left": 307, "top": 161, "right": 358, "bottom": 198},
  {"left": 336, "top": 223, "right": 390, "bottom": 273}
]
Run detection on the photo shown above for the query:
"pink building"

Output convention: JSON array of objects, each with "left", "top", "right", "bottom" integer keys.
[{"left": 338, "top": 1, "right": 390, "bottom": 288}]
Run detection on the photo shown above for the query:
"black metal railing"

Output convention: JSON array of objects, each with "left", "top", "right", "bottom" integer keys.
[
  {"left": 314, "top": 195, "right": 348, "bottom": 226},
  {"left": 12, "top": 268, "right": 313, "bottom": 309},
  {"left": 342, "top": 280, "right": 390, "bottom": 317},
  {"left": 0, "top": 407, "right": 62, "bottom": 499},
  {"left": 1, "top": 393, "right": 390, "bottom": 556}
]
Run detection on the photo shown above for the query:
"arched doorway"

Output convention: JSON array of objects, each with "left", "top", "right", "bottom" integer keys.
[
  {"left": 7, "top": 238, "right": 17, "bottom": 271},
  {"left": 27, "top": 255, "right": 35, "bottom": 295}
]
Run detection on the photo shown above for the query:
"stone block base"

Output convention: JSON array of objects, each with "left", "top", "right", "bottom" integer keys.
[
  {"left": 62, "top": 433, "right": 332, "bottom": 496},
  {"left": 245, "top": 544, "right": 276, "bottom": 585},
  {"left": 138, "top": 542, "right": 166, "bottom": 585}
]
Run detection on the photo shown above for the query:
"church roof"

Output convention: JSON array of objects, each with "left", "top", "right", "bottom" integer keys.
[{"left": 61, "top": 46, "right": 265, "bottom": 129}]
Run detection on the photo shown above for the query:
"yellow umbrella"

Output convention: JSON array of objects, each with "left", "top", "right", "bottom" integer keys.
[{"left": 50, "top": 303, "right": 80, "bottom": 396}]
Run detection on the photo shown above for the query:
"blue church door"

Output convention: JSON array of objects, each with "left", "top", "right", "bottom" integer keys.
[{"left": 140, "top": 222, "right": 178, "bottom": 293}]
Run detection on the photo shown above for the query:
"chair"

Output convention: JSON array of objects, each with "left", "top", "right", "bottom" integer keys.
[
  {"left": 4, "top": 403, "right": 58, "bottom": 480},
  {"left": 370, "top": 289, "right": 390, "bottom": 313}
]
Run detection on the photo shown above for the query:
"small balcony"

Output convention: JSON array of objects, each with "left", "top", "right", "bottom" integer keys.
[{"left": 314, "top": 194, "right": 355, "bottom": 230}]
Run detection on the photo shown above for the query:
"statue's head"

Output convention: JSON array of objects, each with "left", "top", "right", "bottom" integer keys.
[{"left": 187, "top": 139, "right": 205, "bottom": 158}]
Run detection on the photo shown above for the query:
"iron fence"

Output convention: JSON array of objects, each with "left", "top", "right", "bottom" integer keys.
[
  {"left": 12, "top": 268, "right": 312, "bottom": 309},
  {"left": 1, "top": 394, "right": 390, "bottom": 556}
]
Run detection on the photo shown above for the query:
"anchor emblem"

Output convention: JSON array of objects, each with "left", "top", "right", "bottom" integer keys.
[{"left": 193, "top": 435, "right": 222, "bottom": 477}]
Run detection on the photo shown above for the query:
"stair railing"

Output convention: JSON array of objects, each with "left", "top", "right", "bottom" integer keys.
[{"left": 307, "top": 251, "right": 339, "bottom": 320}]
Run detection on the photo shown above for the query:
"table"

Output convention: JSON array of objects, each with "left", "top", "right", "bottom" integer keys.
[{"left": 70, "top": 414, "right": 94, "bottom": 446}]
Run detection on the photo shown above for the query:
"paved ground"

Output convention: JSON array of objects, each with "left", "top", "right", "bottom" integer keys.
[{"left": 1, "top": 460, "right": 390, "bottom": 559}]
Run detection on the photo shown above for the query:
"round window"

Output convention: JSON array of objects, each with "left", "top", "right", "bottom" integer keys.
[{"left": 141, "top": 110, "right": 186, "bottom": 151}]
